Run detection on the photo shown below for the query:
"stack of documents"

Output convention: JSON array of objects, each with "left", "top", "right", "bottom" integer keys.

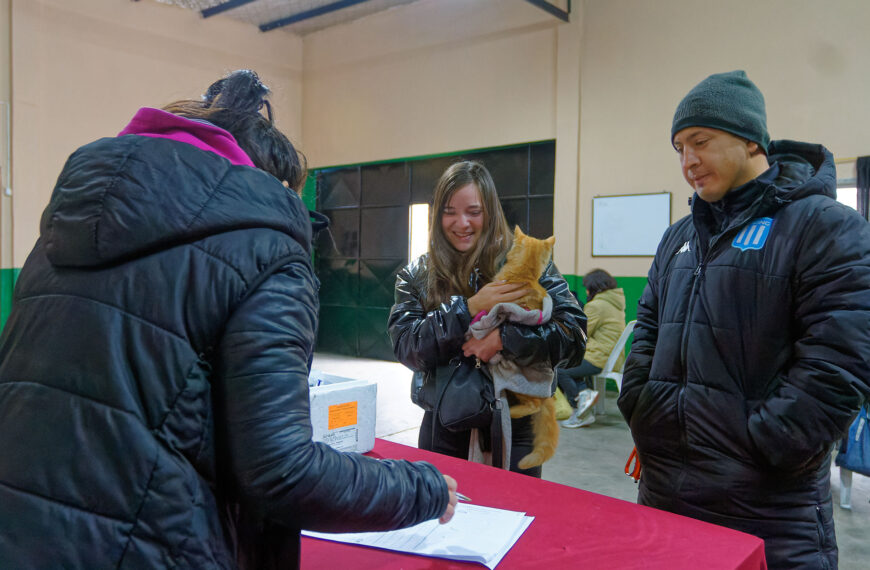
[{"left": 303, "top": 503, "right": 533, "bottom": 569}]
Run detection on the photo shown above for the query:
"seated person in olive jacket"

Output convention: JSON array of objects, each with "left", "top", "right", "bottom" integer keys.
[
  {"left": 0, "top": 70, "right": 456, "bottom": 570},
  {"left": 558, "top": 268, "right": 626, "bottom": 428}
]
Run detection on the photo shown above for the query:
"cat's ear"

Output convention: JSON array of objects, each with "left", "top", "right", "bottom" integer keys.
[
  {"left": 545, "top": 236, "right": 555, "bottom": 247},
  {"left": 514, "top": 226, "right": 525, "bottom": 238}
]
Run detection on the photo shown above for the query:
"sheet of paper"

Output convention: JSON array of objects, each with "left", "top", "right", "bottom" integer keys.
[{"left": 303, "top": 503, "right": 533, "bottom": 569}]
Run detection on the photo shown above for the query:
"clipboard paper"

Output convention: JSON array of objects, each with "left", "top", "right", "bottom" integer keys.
[{"left": 302, "top": 503, "right": 533, "bottom": 569}]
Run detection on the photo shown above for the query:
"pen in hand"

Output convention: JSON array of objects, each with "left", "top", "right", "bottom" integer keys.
[{"left": 456, "top": 492, "right": 472, "bottom": 502}]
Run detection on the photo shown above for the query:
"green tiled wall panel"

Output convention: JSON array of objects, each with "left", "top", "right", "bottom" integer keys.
[
  {"left": 1, "top": 268, "right": 20, "bottom": 331},
  {"left": 301, "top": 174, "right": 317, "bottom": 212},
  {"left": 2, "top": 263, "right": 649, "bottom": 361},
  {"left": 314, "top": 274, "right": 649, "bottom": 361}
]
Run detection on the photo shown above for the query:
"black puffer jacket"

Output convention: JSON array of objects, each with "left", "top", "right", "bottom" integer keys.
[
  {"left": 0, "top": 135, "right": 447, "bottom": 569},
  {"left": 619, "top": 141, "right": 870, "bottom": 569},
  {"left": 389, "top": 254, "right": 587, "bottom": 407}
]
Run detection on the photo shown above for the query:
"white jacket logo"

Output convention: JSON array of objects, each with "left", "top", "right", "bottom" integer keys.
[
  {"left": 676, "top": 241, "right": 691, "bottom": 255},
  {"left": 733, "top": 217, "right": 774, "bottom": 251}
]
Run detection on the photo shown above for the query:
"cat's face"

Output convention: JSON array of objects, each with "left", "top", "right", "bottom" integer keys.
[
  {"left": 441, "top": 183, "right": 485, "bottom": 253},
  {"left": 508, "top": 227, "right": 555, "bottom": 272}
]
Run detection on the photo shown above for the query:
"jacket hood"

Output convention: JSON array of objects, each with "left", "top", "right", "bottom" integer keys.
[
  {"left": 591, "top": 287, "right": 626, "bottom": 312},
  {"left": 40, "top": 135, "right": 312, "bottom": 268},
  {"left": 766, "top": 139, "right": 836, "bottom": 201}
]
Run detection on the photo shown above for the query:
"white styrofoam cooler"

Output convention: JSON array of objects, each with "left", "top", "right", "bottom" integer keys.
[{"left": 308, "top": 370, "right": 377, "bottom": 453}]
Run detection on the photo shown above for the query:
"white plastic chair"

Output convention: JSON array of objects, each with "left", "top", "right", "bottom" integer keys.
[{"left": 592, "top": 320, "right": 637, "bottom": 416}]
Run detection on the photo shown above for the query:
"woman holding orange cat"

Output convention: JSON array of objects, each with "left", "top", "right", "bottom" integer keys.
[{"left": 389, "top": 160, "right": 587, "bottom": 477}]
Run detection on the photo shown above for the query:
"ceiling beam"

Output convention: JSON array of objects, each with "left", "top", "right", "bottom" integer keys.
[
  {"left": 202, "top": 0, "right": 258, "bottom": 19},
  {"left": 260, "top": 0, "right": 371, "bottom": 32},
  {"left": 524, "top": 0, "right": 570, "bottom": 23}
]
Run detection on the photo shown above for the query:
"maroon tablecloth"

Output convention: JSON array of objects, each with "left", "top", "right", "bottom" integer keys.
[{"left": 301, "top": 439, "right": 767, "bottom": 569}]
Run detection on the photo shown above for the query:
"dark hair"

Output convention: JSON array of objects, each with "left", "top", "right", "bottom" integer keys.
[
  {"left": 426, "top": 161, "right": 511, "bottom": 308},
  {"left": 583, "top": 268, "right": 617, "bottom": 301},
  {"left": 162, "top": 70, "right": 307, "bottom": 192}
]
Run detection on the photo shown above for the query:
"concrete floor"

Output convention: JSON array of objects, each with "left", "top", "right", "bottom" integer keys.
[{"left": 312, "top": 353, "right": 870, "bottom": 570}]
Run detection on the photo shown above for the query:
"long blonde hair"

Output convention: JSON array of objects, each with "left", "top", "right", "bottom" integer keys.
[{"left": 426, "top": 161, "right": 512, "bottom": 308}]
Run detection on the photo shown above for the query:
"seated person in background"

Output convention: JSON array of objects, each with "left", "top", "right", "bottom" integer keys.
[
  {"left": 557, "top": 269, "right": 626, "bottom": 428},
  {"left": 0, "top": 70, "right": 456, "bottom": 570}
]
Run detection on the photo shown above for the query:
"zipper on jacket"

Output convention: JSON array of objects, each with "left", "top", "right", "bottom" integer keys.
[
  {"left": 815, "top": 505, "right": 832, "bottom": 569},
  {"left": 676, "top": 214, "right": 747, "bottom": 449},
  {"left": 677, "top": 259, "right": 706, "bottom": 462}
]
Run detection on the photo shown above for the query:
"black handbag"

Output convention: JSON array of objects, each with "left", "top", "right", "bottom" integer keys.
[
  {"left": 436, "top": 356, "right": 497, "bottom": 432},
  {"left": 410, "top": 370, "right": 436, "bottom": 411}
]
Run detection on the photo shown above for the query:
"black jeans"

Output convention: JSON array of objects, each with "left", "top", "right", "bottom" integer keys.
[
  {"left": 418, "top": 411, "right": 542, "bottom": 478},
  {"left": 556, "top": 360, "right": 602, "bottom": 407}
]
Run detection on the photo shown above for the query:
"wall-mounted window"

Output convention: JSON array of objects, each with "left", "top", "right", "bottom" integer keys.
[
  {"left": 836, "top": 187, "right": 857, "bottom": 211},
  {"left": 409, "top": 203, "right": 429, "bottom": 262}
]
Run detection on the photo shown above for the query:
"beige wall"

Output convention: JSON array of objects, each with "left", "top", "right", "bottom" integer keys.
[
  {"left": 579, "top": 0, "right": 870, "bottom": 276},
  {"left": 6, "top": 0, "right": 869, "bottom": 277},
  {"left": 301, "top": 0, "right": 585, "bottom": 268},
  {"left": 1, "top": 0, "right": 10, "bottom": 269},
  {"left": 301, "top": 0, "right": 558, "bottom": 167},
  {"left": 8, "top": 0, "right": 303, "bottom": 264}
]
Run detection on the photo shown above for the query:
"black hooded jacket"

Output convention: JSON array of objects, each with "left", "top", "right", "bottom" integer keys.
[
  {"left": 0, "top": 135, "right": 447, "bottom": 569},
  {"left": 618, "top": 140, "right": 870, "bottom": 569}
]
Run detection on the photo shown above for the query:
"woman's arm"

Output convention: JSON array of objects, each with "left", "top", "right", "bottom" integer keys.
[
  {"left": 216, "top": 256, "right": 449, "bottom": 532},
  {"left": 388, "top": 259, "right": 472, "bottom": 372},
  {"left": 498, "top": 262, "right": 587, "bottom": 370}
]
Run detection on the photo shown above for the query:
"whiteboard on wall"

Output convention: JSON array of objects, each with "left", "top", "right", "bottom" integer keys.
[{"left": 592, "top": 193, "right": 672, "bottom": 256}]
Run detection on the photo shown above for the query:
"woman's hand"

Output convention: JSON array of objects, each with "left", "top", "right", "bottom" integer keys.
[
  {"left": 462, "top": 328, "right": 503, "bottom": 362},
  {"left": 467, "top": 281, "right": 529, "bottom": 316},
  {"left": 439, "top": 475, "right": 458, "bottom": 524}
]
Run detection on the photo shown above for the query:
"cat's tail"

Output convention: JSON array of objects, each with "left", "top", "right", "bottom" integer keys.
[{"left": 517, "top": 397, "right": 559, "bottom": 470}]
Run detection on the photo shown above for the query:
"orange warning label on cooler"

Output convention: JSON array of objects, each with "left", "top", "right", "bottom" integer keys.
[{"left": 328, "top": 401, "right": 358, "bottom": 430}]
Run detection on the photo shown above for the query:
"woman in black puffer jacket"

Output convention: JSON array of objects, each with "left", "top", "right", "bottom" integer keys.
[
  {"left": 389, "top": 161, "right": 586, "bottom": 477},
  {"left": 0, "top": 71, "right": 455, "bottom": 569}
]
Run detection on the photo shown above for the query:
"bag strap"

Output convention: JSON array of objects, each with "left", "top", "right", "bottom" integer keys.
[
  {"left": 490, "top": 398, "right": 504, "bottom": 469},
  {"left": 478, "top": 364, "right": 505, "bottom": 469}
]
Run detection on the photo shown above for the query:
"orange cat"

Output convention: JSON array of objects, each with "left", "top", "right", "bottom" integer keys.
[
  {"left": 494, "top": 227, "right": 555, "bottom": 311},
  {"left": 493, "top": 226, "right": 558, "bottom": 469}
]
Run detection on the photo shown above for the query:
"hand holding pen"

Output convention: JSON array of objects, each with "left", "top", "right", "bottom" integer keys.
[{"left": 440, "top": 475, "right": 458, "bottom": 524}]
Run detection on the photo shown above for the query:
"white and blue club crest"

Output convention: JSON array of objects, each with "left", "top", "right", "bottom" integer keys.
[{"left": 732, "top": 217, "right": 773, "bottom": 251}]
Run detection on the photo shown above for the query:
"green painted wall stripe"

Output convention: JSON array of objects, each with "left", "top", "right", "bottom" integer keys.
[
  {"left": 565, "top": 274, "right": 647, "bottom": 324},
  {"left": 0, "top": 266, "right": 648, "bottom": 334},
  {"left": 1, "top": 268, "right": 20, "bottom": 331},
  {"left": 301, "top": 173, "right": 317, "bottom": 211}
]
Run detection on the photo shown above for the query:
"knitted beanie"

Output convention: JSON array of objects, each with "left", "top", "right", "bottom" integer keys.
[{"left": 671, "top": 70, "right": 769, "bottom": 154}]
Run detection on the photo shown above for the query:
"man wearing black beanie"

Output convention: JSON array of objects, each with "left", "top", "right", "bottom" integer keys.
[{"left": 618, "top": 70, "right": 870, "bottom": 569}]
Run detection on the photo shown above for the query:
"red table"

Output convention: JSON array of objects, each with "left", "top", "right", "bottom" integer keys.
[{"left": 302, "top": 439, "right": 767, "bottom": 569}]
